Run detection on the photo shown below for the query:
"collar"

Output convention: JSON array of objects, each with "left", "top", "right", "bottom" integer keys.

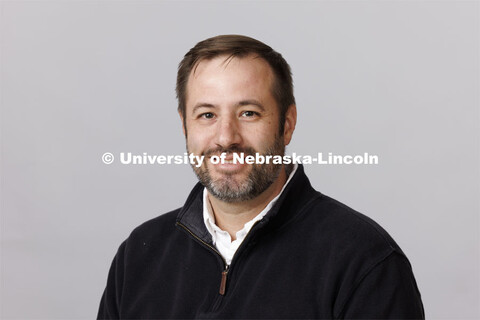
[
  {"left": 202, "top": 164, "right": 299, "bottom": 244},
  {"left": 176, "top": 164, "right": 321, "bottom": 246}
]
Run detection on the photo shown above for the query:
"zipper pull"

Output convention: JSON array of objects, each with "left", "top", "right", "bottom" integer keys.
[{"left": 219, "top": 265, "right": 229, "bottom": 295}]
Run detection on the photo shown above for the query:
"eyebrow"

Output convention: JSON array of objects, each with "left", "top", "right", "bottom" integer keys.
[
  {"left": 237, "top": 100, "right": 265, "bottom": 111},
  {"left": 192, "top": 100, "right": 265, "bottom": 114},
  {"left": 192, "top": 103, "right": 215, "bottom": 114}
]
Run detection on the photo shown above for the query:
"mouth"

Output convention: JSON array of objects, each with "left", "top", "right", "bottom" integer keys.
[
  {"left": 222, "top": 153, "right": 237, "bottom": 163},
  {"left": 207, "top": 153, "right": 248, "bottom": 173}
]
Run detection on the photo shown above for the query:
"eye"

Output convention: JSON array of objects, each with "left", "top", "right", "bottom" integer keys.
[
  {"left": 200, "top": 112, "right": 215, "bottom": 119},
  {"left": 241, "top": 111, "right": 258, "bottom": 118}
]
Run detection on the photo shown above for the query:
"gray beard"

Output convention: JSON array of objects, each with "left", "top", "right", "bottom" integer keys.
[{"left": 188, "top": 138, "right": 285, "bottom": 203}]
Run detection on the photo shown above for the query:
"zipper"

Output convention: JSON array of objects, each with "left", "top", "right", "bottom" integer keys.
[
  {"left": 219, "top": 265, "right": 229, "bottom": 295},
  {"left": 176, "top": 222, "right": 229, "bottom": 295},
  {"left": 177, "top": 219, "right": 264, "bottom": 297}
]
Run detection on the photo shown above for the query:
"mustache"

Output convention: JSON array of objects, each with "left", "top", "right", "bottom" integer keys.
[{"left": 203, "top": 146, "right": 257, "bottom": 157}]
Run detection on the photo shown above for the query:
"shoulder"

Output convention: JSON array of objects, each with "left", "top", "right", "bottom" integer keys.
[
  {"left": 297, "top": 193, "right": 419, "bottom": 307},
  {"left": 125, "top": 208, "right": 181, "bottom": 247},
  {"left": 298, "top": 192, "right": 405, "bottom": 259}
]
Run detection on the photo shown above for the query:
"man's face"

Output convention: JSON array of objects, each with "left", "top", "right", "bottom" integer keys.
[{"left": 182, "top": 54, "right": 291, "bottom": 203}]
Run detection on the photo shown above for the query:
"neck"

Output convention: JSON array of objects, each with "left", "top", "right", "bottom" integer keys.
[{"left": 207, "top": 165, "right": 290, "bottom": 240}]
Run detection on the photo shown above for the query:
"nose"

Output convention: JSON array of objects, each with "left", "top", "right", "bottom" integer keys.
[{"left": 214, "top": 115, "right": 242, "bottom": 148}]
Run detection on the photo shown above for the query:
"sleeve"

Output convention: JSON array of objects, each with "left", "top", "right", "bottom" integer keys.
[
  {"left": 97, "top": 241, "right": 127, "bottom": 319},
  {"left": 337, "top": 251, "right": 425, "bottom": 319}
]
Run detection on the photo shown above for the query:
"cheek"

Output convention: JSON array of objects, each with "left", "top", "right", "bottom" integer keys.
[
  {"left": 241, "top": 130, "right": 276, "bottom": 151},
  {"left": 186, "top": 130, "right": 210, "bottom": 153}
]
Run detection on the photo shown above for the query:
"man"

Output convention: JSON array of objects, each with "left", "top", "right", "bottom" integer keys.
[{"left": 98, "top": 35, "right": 424, "bottom": 319}]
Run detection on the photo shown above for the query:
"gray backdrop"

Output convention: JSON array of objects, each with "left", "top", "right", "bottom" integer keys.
[{"left": 1, "top": 1, "right": 479, "bottom": 319}]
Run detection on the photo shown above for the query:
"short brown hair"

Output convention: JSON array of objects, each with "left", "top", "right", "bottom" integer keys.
[{"left": 176, "top": 34, "right": 295, "bottom": 134}]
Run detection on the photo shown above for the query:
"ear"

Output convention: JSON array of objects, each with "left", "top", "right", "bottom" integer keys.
[
  {"left": 178, "top": 110, "right": 186, "bottom": 137},
  {"left": 283, "top": 104, "right": 297, "bottom": 146}
]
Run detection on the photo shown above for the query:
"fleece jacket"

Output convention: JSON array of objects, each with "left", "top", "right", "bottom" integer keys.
[{"left": 97, "top": 164, "right": 424, "bottom": 319}]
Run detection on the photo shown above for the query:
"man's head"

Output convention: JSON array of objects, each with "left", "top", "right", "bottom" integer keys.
[
  {"left": 176, "top": 35, "right": 295, "bottom": 135},
  {"left": 176, "top": 35, "right": 297, "bottom": 202}
]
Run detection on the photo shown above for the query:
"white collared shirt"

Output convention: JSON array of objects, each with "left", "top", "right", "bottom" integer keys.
[{"left": 202, "top": 164, "right": 298, "bottom": 265}]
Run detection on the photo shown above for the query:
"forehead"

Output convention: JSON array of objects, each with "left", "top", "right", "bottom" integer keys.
[
  {"left": 190, "top": 54, "right": 273, "bottom": 78},
  {"left": 185, "top": 54, "right": 275, "bottom": 106}
]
